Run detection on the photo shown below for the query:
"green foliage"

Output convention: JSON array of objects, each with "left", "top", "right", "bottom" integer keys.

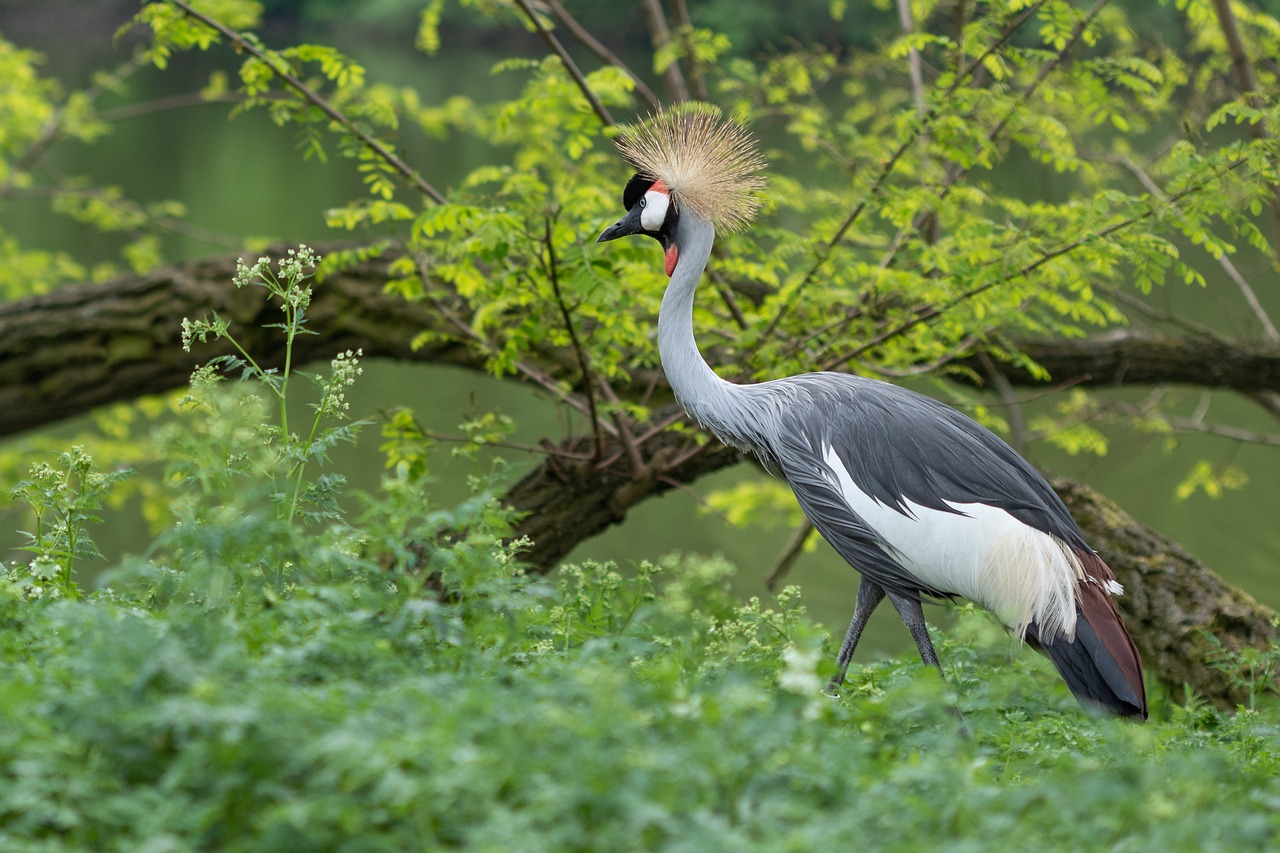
[
  {"left": 703, "top": 477, "right": 807, "bottom": 531},
  {"left": 1175, "top": 458, "right": 1249, "bottom": 500},
  {"left": 2, "top": 539, "right": 1280, "bottom": 848},
  {"left": 1206, "top": 626, "right": 1280, "bottom": 709},
  {"left": 0, "top": 28, "right": 207, "bottom": 292},
  {"left": 6, "top": 448, "right": 133, "bottom": 600}
]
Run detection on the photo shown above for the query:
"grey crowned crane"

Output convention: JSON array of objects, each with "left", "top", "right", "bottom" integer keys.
[{"left": 596, "top": 110, "right": 1147, "bottom": 719}]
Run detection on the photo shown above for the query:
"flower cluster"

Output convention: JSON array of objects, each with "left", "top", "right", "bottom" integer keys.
[
  {"left": 318, "top": 348, "right": 363, "bottom": 418},
  {"left": 180, "top": 315, "right": 229, "bottom": 353},
  {"left": 24, "top": 554, "right": 62, "bottom": 599},
  {"left": 233, "top": 256, "right": 272, "bottom": 289},
  {"left": 278, "top": 244, "right": 319, "bottom": 282}
]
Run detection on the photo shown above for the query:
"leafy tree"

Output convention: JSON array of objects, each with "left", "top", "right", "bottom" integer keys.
[{"left": 1, "top": 0, "right": 1280, "bottom": 842}]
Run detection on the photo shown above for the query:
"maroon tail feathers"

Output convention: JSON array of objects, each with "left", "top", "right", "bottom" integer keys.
[{"left": 1025, "top": 550, "right": 1148, "bottom": 720}]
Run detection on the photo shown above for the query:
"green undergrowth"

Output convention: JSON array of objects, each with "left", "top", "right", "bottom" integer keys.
[{"left": 1, "top": 522, "right": 1277, "bottom": 851}]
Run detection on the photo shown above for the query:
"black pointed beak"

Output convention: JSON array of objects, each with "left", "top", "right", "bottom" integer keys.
[{"left": 597, "top": 205, "right": 645, "bottom": 243}]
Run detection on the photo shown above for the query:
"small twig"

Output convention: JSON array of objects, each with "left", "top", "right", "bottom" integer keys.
[
  {"left": 633, "top": 407, "right": 692, "bottom": 445},
  {"left": 708, "top": 266, "right": 750, "bottom": 329},
  {"left": 596, "top": 379, "right": 646, "bottom": 474},
  {"left": 1246, "top": 390, "right": 1280, "bottom": 422},
  {"left": 1191, "top": 390, "right": 1213, "bottom": 425},
  {"left": 423, "top": 430, "right": 596, "bottom": 460},
  {"left": 765, "top": 520, "right": 814, "bottom": 591},
  {"left": 972, "top": 374, "right": 1093, "bottom": 408},
  {"left": 543, "top": 215, "right": 606, "bottom": 457},
  {"left": 1109, "top": 402, "right": 1280, "bottom": 448},
  {"left": 656, "top": 476, "right": 735, "bottom": 526},
  {"left": 96, "top": 90, "right": 243, "bottom": 122},
  {"left": 168, "top": 0, "right": 447, "bottom": 204},
  {"left": 513, "top": 0, "right": 614, "bottom": 127},
  {"left": 544, "top": 0, "right": 661, "bottom": 111},
  {"left": 1100, "top": 285, "right": 1228, "bottom": 340}
]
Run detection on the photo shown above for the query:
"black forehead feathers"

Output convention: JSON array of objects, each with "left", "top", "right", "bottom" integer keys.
[{"left": 622, "top": 172, "right": 656, "bottom": 211}]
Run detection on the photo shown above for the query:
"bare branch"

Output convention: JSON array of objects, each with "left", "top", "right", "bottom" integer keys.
[
  {"left": 638, "top": 0, "right": 690, "bottom": 102},
  {"left": 764, "top": 521, "right": 814, "bottom": 591},
  {"left": 513, "top": 0, "right": 615, "bottom": 127},
  {"left": 669, "top": 0, "right": 708, "bottom": 102},
  {"left": 96, "top": 90, "right": 243, "bottom": 122},
  {"left": 543, "top": 0, "right": 661, "bottom": 111}
]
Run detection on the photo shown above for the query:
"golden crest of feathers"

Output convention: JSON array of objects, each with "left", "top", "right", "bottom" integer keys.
[{"left": 614, "top": 107, "right": 767, "bottom": 232}]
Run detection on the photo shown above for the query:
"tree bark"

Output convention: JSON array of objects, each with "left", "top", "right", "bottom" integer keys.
[
  {"left": 0, "top": 253, "right": 476, "bottom": 438},
  {"left": 504, "top": 409, "right": 736, "bottom": 570},
  {"left": 1053, "top": 476, "right": 1278, "bottom": 708},
  {"left": 965, "top": 330, "right": 1280, "bottom": 394}
]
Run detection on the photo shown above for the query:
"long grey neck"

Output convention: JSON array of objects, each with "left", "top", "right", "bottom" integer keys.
[{"left": 656, "top": 213, "right": 742, "bottom": 435}]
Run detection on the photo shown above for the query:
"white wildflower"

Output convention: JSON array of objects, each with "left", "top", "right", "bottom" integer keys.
[{"left": 779, "top": 643, "right": 823, "bottom": 695}]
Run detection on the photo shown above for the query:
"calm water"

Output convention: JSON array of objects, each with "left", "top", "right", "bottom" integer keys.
[{"left": 2, "top": 11, "right": 1277, "bottom": 660}]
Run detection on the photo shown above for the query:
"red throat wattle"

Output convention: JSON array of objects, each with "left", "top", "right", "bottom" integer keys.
[{"left": 664, "top": 245, "right": 679, "bottom": 276}]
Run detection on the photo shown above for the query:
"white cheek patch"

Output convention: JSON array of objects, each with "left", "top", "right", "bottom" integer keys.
[{"left": 639, "top": 189, "right": 670, "bottom": 231}]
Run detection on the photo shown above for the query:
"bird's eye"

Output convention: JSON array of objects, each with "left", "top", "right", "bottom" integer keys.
[{"left": 638, "top": 198, "right": 646, "bottom": 208}]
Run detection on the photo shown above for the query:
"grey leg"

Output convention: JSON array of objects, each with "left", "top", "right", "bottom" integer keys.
[
  {"left": 824, "top": 577, "right": 886, "bottom": 694},
  {"left": 887, "top": 592, "right": 967, "bottom": 731},
  {"left": 886, "top": 592, "right": 942, "bottom": 670}
]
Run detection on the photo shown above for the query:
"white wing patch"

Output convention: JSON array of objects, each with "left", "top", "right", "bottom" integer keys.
[{"left": 821, "top": 444, "right": 1082, "bottom": 641}]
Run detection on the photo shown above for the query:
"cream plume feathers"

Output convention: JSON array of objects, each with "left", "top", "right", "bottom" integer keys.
[{"left": 614, "top": 107, "right": 766, "bottom": 233}]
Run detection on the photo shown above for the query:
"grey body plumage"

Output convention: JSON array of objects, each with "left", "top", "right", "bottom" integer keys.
[{"left": 599, "top": 111, "right": 1147, "bottom": 719}]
